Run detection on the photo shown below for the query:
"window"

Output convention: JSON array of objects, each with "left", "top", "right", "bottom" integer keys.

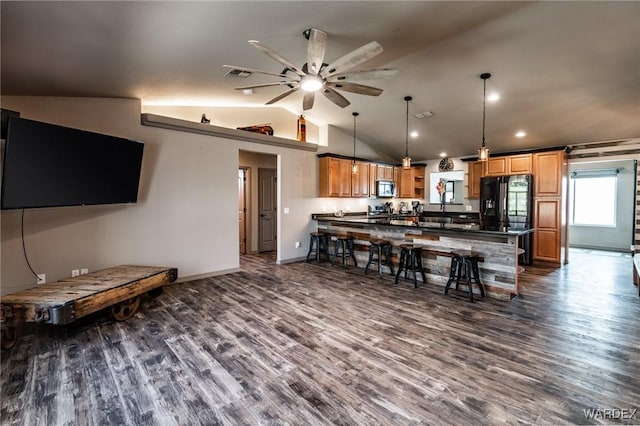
[{"left": 571, "top": 175, "right": 617, "bottom": 226}]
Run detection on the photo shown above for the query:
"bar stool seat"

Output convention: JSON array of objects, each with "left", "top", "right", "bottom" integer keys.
[
  {"left": 394, "top": 244, "right": 426, "bottom": 287},
  {"left": 306, "top": 231, "right": 331, "bottom": 263},
  {"left": 444, "top": 250, "right": 485, "bottom": 302},
  {"left": 333, "top": 234, "right": 357, "bottom": 269},
  {"left": 364, "top": 239, "right": 394, "bottom": 277}
]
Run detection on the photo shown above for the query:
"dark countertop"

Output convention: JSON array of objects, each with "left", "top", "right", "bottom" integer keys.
[{"left": 314, "top": 215, "right": 534, "bottom": 237}]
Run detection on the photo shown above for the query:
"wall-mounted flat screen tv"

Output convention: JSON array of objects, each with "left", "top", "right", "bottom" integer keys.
[{"left": 1, "top": 117, "right": 144, "bottom": 210}]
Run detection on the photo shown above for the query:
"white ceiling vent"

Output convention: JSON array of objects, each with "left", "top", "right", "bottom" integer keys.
[
  {"left": 414, "top": 111, "right": 434, "bottom": 119},
  {"left": 224, "top": 68, "right": 252, "bottom": 78}
]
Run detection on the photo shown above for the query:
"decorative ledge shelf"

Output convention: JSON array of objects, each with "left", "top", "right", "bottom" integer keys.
[{"left": 141, "top": 113, "right": 318, "bottom": 152}]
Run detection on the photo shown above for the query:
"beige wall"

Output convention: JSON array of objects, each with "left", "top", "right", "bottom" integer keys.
[{"left": 0, "top": 96, "right": 322, "bottom": 294}]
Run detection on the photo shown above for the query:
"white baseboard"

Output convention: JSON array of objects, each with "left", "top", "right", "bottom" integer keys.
[{"left": 174, "top": 267, "right": 241, "bottom": 284}]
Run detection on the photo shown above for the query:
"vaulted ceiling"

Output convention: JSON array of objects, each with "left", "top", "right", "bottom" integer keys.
[{"left": 2, "top": 1, "right": 639, "bottom": 161}]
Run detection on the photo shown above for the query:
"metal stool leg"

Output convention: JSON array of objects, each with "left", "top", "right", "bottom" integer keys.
[
  {"left": 384, "top": 244, "right": 394, "bottom": 275},
  {"left": 365, "top": 244, "right": 375, "bottom": 274},
  {"left": 445, "top": 256, "right": 460, "bottom": 295}
]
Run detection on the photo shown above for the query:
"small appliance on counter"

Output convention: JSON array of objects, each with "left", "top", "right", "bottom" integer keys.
[
  {"left": 369, "top": 204, "right": 387, "bottom": 216},
  {"left": 411, "top": 201, "right": 424, "bottom": 214}
]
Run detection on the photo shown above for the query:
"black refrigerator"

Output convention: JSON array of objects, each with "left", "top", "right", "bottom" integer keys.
[{"left": 479, "top": 174, "right": 534, "bottom": 265}]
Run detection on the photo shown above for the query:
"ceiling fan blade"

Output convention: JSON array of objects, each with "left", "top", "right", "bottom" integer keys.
[
  {"left": 248, "top": 40, "right": 306, "bottom": 77},
  {"left": 303, "top": 91, "right": 315, "bottom": 110},
  {"left": 321, "top": 86, "right": 351, "bottom": 108},
  {"left": 306, "top": 29, "right": 327, "bottom": 75},
  {"left": 265, "top": 87, "right": 299, "bottom": 105},
  {"left": 327, "top": 69, "right": 398, "bottom": 82},
  {"left": 321, "top": 41, "right": 383, "bottom": 78},
  {"left": 326, "top": 82, "right": 383, "bottom": 97},
  {"left": 223, "top": 65, "right": 297, "bottom": 80},
  {"left": 234, "top": 81, "right": 295, "bottom": 90}
]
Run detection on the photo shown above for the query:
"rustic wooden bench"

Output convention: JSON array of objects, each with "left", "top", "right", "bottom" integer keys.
[{"left": 0, "top": 265, "right": 177, "bottom": 349}]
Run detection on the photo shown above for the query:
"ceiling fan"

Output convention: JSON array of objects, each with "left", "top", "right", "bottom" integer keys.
[{"left": 224, "top": 29, "right": 398, "bottom": 111}]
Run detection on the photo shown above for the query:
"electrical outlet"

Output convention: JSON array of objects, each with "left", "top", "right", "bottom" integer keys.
[
  {"left": 37, "top": 274, "right": 46, "bottom": 284},
  {"left": 81, "top": 268, "right": 89, "bottom": 275},
  {"left": 295, "top": 241, "right": 301, "bottom": 248},
  {"left": 72, "top": 269, "right": 80, "bottom": 277}
]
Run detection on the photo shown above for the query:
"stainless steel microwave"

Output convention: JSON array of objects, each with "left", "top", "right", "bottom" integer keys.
[{"left": 376, "top": 180, "right": 395, "bottom": 198}]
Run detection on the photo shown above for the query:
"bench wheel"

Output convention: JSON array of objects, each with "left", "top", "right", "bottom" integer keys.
[
  {"left": 111, "top": 297, "right": 140, "bottom": 321},
  {"left": 148, "top": 287, "right": 163, "bottom": 298},
  {"left": 1, "top": 326, "right": 18, "bottom": 349}
]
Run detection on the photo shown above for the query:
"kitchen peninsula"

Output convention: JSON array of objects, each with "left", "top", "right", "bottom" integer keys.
[{"left": 312, "top": 213, "right": 534, "bottom": 300}]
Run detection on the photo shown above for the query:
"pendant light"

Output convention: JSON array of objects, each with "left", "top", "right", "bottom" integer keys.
[
  {"left": 478, "top": 73, "right": 491, "bottom": 161},
  {"left": 402, "top": 96, "right": 412, "bottom": 169},
  {"left": 351, "top": 112, "right": 359, "bottom": 174}
]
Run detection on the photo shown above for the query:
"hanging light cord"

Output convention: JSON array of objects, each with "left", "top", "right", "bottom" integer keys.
[
  {"left": 352, "top": 112, "right": 358, "bottom": 163},
  {"left": 405, "top": 98, "right": 409, "bottom": 158},
  {"left": 21, "top": 209, "right": 40, "bottom": 280},
  {"left": 482, "top": 76, "right": 487, "bottom": 148}
]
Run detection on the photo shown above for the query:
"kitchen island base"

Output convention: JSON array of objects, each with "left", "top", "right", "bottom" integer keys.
[{"left": 315, "top": 217, "right": 532, "bottom": 300}]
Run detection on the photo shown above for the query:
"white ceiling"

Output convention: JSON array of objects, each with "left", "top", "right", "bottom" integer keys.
[{"left": 2, "top": 1, "right": 639, "bottom": 161}]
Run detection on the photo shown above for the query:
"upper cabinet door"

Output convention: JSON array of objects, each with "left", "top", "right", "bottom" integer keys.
[
  {"left": 467, "top": 161, "right": 485, "bottom": 198},
  {"left": 508, "top": 154, "right": 533, "bottom": 175},
  {"left": 351, "top": 162, "right": 370, "bottom": 198},
  {"left": 533, "top": 151, "right": 564, "bottom": 197},
  {"left": 485, "top": 157, "right": 507, "bottom": 176}
]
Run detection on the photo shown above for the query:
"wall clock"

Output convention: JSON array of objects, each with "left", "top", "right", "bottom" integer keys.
[{"left": 438, "top": 158, "right": 454, "bottom": 172}]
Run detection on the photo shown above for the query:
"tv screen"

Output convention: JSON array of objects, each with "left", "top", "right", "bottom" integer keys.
[{"left": 1, "top": 117, "right": 144, "bottom": 210}]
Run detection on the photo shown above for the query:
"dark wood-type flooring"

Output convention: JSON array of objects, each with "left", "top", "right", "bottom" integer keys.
[{"left": 1, "top": 249, "right": 639, "bottom": 425}]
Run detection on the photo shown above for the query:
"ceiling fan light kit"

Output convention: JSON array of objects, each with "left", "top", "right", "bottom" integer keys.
[
  {"left": 478, "top": 72, "right": 491, "bottom": 161},
  {"left": 402, "top": 96, "right": 412, "bottom": 169},
  {"left": 227, "top": 28, "right": 397, "bottom": 111}
]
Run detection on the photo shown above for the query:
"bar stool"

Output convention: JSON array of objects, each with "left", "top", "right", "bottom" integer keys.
[
  {"left": 364, "top": 239, "right": 394, "bottom": 277},
  {"left": 306, "top": 231, "right": 331, "bottom": 263},
  {"left": 444, "top": 250, "right": 485, "bottom": 302},
  {"left": 394, "top": 244, "right": 426, "bottom": 287},
  {"left": 333, "top": 234, "right": 357, "bottom": 269}
]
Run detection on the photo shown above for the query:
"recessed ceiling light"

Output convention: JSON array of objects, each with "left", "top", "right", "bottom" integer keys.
[
  {"left": 410, "top": 131, "right": 419, "bottom": 138},
  {"left": 515, "top": 130, "right": 527, "bottom": 138},
  {"left": 439, "top": 152, "right": 447, "bottom": 157},
  {"left": 487, "top": 93, "right": 500, "bottom": 102}
]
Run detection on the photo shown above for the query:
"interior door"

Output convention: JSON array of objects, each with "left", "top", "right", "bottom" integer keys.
[
  {"left": 258, "top": 168, "right": 277, "bottom": 252},
  {"left": 238, "top": 168, "right": 247, "bottom": 254}
]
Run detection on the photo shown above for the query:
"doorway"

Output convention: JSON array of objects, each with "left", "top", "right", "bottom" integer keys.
[
  {"left": 238, "top": 168, "right": 248, "bottom": 254},
  {"left": 239, "top": 150, "right": 278, "bottom": 256},
  {"left": 258, "top": 168, "right": 277, "bottom": 252}
]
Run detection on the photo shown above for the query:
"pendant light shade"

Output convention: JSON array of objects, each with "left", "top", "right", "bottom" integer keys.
[
  {"left": 351, "top": 112, "right": 359, "bottom": 174},
  {"left": 403, "top": 96, "right": 412, "bottom": 169},
  {"left": 478, "top": 73, "right": 491, "bottom": 161}
]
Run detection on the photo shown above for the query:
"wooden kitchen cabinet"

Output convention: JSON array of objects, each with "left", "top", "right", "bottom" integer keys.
[
  {"left": 532, "top": 149, "right": 566, "bottom": 265},
  {"left": 485, "top": 154, "right": 532, "bottom": 177},
  {"left": 467, "top": 160, "right": 485, "bottom": 198},
  {"left": 533, "top": 198, "right": 562, "bottom": 262},
  {"left": 508, "top": 154, "right": 532, "bottom": 174},
  {"left": 377, "top": 164, "right": 394, "bottom": 181},
  {"left": 533, "top": 151, "right": 564, "bottom": 197},
  {"left": 485, "top": 157, "right": 508, "bottom": 176},
  {"left": 369, "top": 163, "right": 378, "bottom": 196},
  {"left": 319, "top": 156, "right": 352, "bottom": 197},
  {"left": 397, "top": 166, "right": 425, "bottom": 198},
  {"left": 351, "top": 162, "right": 370, "bottom": 197}
]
